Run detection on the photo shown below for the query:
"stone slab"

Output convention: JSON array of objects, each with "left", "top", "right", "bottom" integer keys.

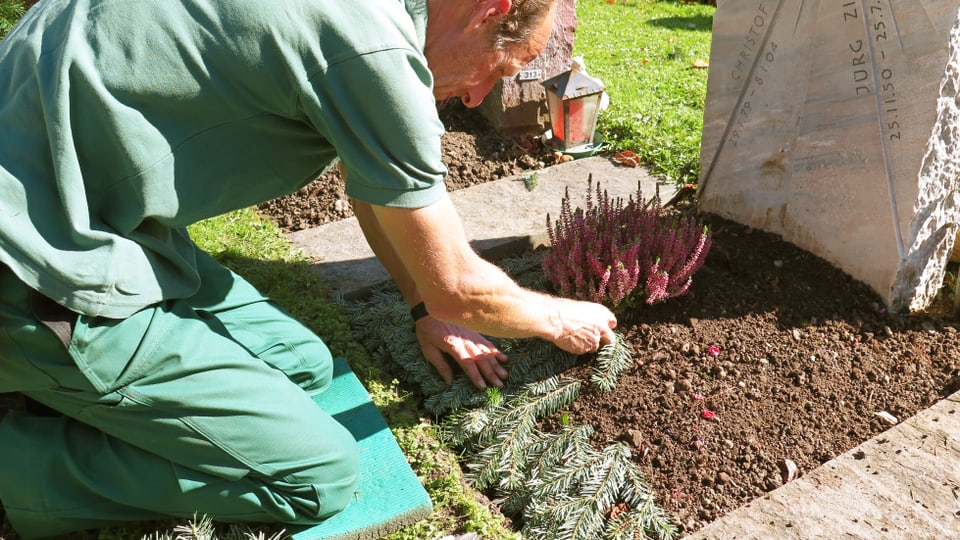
[
  {"left": 685, "top": 391, "right": 960, "bottom": 539},
  {"left": 699, "top": 0, "right": 960, "bottom": 312},
  {"left": 287, "top": 157, "right": 675, "bottom": 299}
]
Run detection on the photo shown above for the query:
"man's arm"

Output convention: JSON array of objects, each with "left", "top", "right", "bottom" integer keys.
[
  {"left": 368, "top": 192, "right": 617, "bottom": 353},
  {"left": 353, "top": 197, "right": 510, "bottom": 389},
  {"left": 352, "top": 198, "right": 420, "bottom": 306}
]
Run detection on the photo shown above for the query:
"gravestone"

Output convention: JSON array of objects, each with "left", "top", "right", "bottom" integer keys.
[
  {"left": 699, "top": 0, "right": 960, "bottom": 312},
  {"left": 478, "top": 0, "right": 576, "bottom": 135}
]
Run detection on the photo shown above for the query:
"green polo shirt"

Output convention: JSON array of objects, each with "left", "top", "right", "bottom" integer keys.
[{"left": 0, "top": 0, "right": 446, "bottom": 318}]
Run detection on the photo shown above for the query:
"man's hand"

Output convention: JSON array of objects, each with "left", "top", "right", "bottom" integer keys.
[
  {"left": 549, "top": 298, "right": 618, "bottom": 355},
  {"left": 415, "top": 317, "right": 509, "bottom": 389}
]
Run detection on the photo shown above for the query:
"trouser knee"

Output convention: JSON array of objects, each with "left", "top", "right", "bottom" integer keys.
[{"left": 269, "top": 432, "right": 360, "bottom": 521}]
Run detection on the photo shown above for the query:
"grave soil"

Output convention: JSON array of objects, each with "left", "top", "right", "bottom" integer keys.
[{"left": 258, "top": 103, "right": 960, "bottom": 536}]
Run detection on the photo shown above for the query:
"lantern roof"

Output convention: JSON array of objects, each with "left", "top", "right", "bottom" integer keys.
[{"left": 541, "top": 67, "right": 605, "bottom": 100}]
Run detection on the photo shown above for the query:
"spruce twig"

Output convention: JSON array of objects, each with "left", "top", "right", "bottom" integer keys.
[
  {"left": 526, "top": 444, "right": 631, "bottom": 539},
  {"left": 499, "top": 424, "right": 595, "bottom": 514},
  {"left": 603, "top": 465, "right": 677, "bottom": 540},
  {"left": 444, "top": 378, "right": 581, "bottom": 449},
  {"left": 591, "top": 332, "right": 635, "bottom": 392}
]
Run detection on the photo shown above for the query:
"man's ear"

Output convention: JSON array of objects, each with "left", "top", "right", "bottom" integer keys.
[{"left": 468, "top": 0, "right": 512, "bottom": 29}]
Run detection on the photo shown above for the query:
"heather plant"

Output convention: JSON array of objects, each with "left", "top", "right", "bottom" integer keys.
[{"left": 542, "top": 176, "right": 711, "bottom": 310}]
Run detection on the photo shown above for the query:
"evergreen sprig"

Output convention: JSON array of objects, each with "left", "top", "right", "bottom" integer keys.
[
  {"left": 604, "top": 464, "right": 677, "bottom": 540},
  {"left": 443, "top": 378, "right": 675, "bottom": 540},
  {"left": 497, "top": 249, "right": 550, "bottom": 290},
  {"left": 523, "top": 443, "right": 678, "bottom": 540},
  {"left": 444, "top": 377, "right": 581, "bottom": 450},
  {"left": 591, "top": 332, "right": 635, "bottom": 392},
  {"left": 499, "top": 424, "right": 596, "bottom": 515}
]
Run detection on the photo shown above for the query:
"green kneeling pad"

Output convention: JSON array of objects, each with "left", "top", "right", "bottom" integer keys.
[{"left": 290, "top": 358, "right": 433, "bottom": 540}]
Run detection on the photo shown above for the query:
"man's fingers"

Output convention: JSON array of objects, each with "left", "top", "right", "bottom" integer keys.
[
  {"left": 453, "top": 346, "right": 506, "bottom": 389},
  {"left": 481, "top": 353, "right": 508, "bottom": 382},
  {"left": 599, "top": 324, "right": 617, "bottom": 347},
  {"left": 474, "top": 359, "right": 502, "bottom": 388},
  {"left": 455, "top": 356, "right": 487, "bottom": 389},
  {"left": 422, "top": 348, "right": 454, "bottom": 384},
  {"left": 416, "top": 320, "right": 510, "bottom": 389}
]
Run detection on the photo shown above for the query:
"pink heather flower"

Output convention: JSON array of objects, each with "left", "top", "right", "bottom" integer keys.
[
  {"left": 542, "top": 176, "right": 710, "bottom": 308},
  {"left": 708, "top": 345, "right": 721, "bottom": 357}
]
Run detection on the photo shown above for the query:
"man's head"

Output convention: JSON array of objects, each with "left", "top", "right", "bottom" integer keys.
[{"left": 425, "top": 0, "right": 557, "bottom": 108}]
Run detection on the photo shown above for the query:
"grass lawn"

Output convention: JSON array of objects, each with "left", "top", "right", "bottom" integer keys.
[
  {"left": 574, "top": 0, "right": 714, "bottom": 185},
  {"left": 0, "top": 1, "right": 715, "bottom": 538}
]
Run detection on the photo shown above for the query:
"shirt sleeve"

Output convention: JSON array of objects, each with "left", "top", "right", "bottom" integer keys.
[{"left": 298, "top": 47, "right": 449, "bottom": 209}]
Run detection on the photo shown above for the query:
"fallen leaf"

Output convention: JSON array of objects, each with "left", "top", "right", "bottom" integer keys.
[
  {"left": 692, "top": 59, "right": 710, "bottom": 69},
  {"left": 607, "top": 502, "right": 630, "bottom": 519},
  {"left": 701, "top": 409, "right": 717, "bottom": 421},
  {"left": 613, "top": 150, "right": 640, "bottom": 167}
]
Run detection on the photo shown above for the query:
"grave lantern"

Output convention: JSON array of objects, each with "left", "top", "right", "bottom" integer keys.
[{"left": 541, "top": 66, "right": 605, "bottom": 152}]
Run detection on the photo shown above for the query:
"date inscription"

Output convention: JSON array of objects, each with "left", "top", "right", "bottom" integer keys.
[
  {"left": 844, "top": 0, "right": 902, "bottom": 142},
  {"left": 727, "top": 3, "right": 778, "bottom": 148}
]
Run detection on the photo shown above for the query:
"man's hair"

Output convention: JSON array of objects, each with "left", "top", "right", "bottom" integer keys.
[{"left": 494, "top": 0, "right": 556, "bottom": 48}]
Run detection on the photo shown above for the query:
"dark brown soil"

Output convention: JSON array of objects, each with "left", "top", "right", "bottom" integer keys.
[
  {"left": 257, "top": 103, "right": 960, "bottom": 536},
  {"left": 552, "top": 213, "right": 960, "bottom": 534}
]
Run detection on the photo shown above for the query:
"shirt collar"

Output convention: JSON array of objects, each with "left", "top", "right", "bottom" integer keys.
[{"left": 403, "top": 0, "right": 429, "bottom": 50}]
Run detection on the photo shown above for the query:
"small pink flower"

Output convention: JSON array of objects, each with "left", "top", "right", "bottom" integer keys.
[
  {"left": 707, "top": 345, "right": 721, "bottom": 357},
  {"left": 701, "top": 409, "right": 717, "bottom": 421}
]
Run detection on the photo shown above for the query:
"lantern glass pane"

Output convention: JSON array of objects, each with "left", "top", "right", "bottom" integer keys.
[
  {"left": 564, "top": 94, "right": 601, "bottom": 148},
  {"left": 545, "top": 91, "right": 565, "bottom": 143}
]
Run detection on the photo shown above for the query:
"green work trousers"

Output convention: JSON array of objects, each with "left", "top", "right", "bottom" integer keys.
[{"left": 0, "top": 250, "right": 359, "bottom": 538}]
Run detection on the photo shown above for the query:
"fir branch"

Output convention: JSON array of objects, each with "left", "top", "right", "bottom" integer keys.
[
  {"left": 474, "top": 378, "right": 581, "bottom": 447},
  {"left": 590, "top": 332, "right": 635, "bottom": 392},
  {"left": 498, "top": 249, "right": 550, "bottom": 290},
  {"left": 442, "top": 408, "right": 492, "bottom": 446},
  {"left": 497, "top": 338, "right": 580, "bottom": 387},
  {"left": 617, "top": 466, "right": 677, "bottom": 540},
  {"left": 499, "top": 424, "right": 596, "bottom": 515},
  {"left": 523, "top": 424, "right": 596, "bottom": 486},
  {"left": 525, "top": 444, "right": 628, "bottom": 540},
  {"left": 467, "top": 412, "right": 538, "bottom": 490},
  {"left": 445, "top": 378, "right": 582, "bottom": 490}
]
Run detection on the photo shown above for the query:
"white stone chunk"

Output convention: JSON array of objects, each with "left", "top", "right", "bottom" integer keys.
[{"left": 700, "top": 0, "right": 960, "bottom": 312}]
